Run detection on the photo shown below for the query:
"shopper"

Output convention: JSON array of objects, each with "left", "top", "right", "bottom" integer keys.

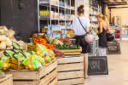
[
  {"left": 97, "top": 14, "right": 110, "bottom": 56},
  {"left": 72, "top": 5, "right": 90, "bottom": 79}
]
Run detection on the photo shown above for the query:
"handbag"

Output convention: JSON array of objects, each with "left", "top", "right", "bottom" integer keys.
[
  {"left": 78, "top": 17, "right": 95, "bottom": 44},
  {"left": 106, "top": 33, "right": 114, "bottom": 41}
]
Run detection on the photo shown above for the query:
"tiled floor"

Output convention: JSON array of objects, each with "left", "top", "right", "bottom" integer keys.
[{"left": 84, "top": 41, "right": 128, "bottom": 85}]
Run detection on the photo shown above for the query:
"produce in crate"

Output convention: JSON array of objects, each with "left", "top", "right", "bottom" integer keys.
[
  {"left": 33, "top": 36, "right": 56, "bottom": 50},
  {"left": 0, "top": 26, "right": 56, "bottom": 71},
  {"left": 60, "top": 37, "right": 72, "bottom": 46},
  {"left": 0, "top": 26, "right": 8, "bottom": 34},
  {"left": 36, "top": 44, "right": 55, "bottom": 62},
  {"left": 23, "top": 53, "right": 45, "bottom": 71},
  {"left": 0, "top": 55, "right": 10, "bottom": 70},
  {"left": 5, "top": 28, "right": 17, "bottom": 42},
  {"left": 0, "top": 43, "right": 55, "bottom": 71},
  {"left": 53, "top": 38, "right": 63, "bottom": 45},
  {"left": 0, "top": 35, "right": 12, "bottom": 50},
  {"left": 0, "top": 26, "right": 27, "bottom": 50},
  {"left": 53, "top": 49, "right": 64, "bottom": 57},
  {"left": 56, "top": 43, "right": 80, "bottom": 49}
]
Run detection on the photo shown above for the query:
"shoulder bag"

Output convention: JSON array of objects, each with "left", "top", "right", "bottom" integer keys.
[
  {"left": 106, "top": 33, "right": 114, "bottom": 41},
  {"left": 78, "top": 17, "right": 95, "bottom": 44}
]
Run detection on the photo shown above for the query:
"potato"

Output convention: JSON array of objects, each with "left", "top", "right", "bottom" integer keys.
[
  {"left": 0, "top": 41, "right": 6, "bottom": 50},
  {"left": 0, "top": 35, "right": 8, "bottom": 41},
  {"left": 5, "top": 38, "right": 12, "bottom": 47}
]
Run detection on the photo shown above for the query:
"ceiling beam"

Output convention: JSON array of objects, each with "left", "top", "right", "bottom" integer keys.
[
  {"left": 103, "top": 0, "right": 128, "bottom": 5},
  {"left": 114, "top": 0, "right": 122, "bottom": 2},
  {"left": 109, "top": 4, "right": 128, "bottom": 8}
]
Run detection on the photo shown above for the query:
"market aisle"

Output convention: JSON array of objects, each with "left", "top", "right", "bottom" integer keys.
[{"left": 84, "top": 41, "right": 128, "bottom": 85}]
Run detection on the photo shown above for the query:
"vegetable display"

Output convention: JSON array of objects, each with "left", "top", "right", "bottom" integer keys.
[
  {"left": 33, "top": 35, "right": 56, "bottom": 50},
  {"left": 0, "top": 26, "right": 56, "bottom": 71}
]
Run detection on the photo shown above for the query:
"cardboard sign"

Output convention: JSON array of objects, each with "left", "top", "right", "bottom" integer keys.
[{"left": 88, "top": 56, "right": 108, "bottom": 75}]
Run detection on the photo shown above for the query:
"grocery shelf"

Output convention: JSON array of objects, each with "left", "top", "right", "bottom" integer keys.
[
  {"left": 39, "top": 1, "right": 49, "bottom": 5},
  {"left": 40, "top": 16, "right": 50, "bottom": 20},
  {"left": 40, "top": 17, "right": 73, "bottom": 21},
  {"left": 38, "top": 0, "right": 76, "bottom": 31},
  {"left": 89, "top": 0, "right": 102, "bottom": 29}
]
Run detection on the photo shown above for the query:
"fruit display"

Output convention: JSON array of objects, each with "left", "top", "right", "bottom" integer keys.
[
  {"left": 0, "top": 42, "right": 55, "bottom": 71},
  {"left": 53, "top": 49, "right": 64, "bottom": 57},
  {"left": 0, "top": 26, "right": 56, "bottom": 71},
  {"left": 33, "top": 34, "right": 56, "bottom": 50}
]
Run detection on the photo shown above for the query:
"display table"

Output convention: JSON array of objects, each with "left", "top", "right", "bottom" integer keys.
[
  {"left": 57, "top": 55, "right": 84, "bottom": 85},
  {"left": 6, "top": 60, "right": 58, "bottom": 85},
  {"left": 0, "top": 74, "right": 13, "bottom": 85}
]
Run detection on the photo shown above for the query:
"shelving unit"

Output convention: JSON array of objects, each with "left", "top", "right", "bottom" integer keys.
[
  {"left": 38, "top": 0, "right": 76, "bottom": 32},
  {"left": 89, "top": 0, "right": 102, "bottom": 29},
  {"left": 89, "top": 0, "right": 103, "bottom": 56}
]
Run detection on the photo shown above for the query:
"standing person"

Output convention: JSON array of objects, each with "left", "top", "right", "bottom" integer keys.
[
  {"left": 97, "top": 14, "right": 110, "bottom": 56},
  {"left": 72, "top": 5, "right": 90, "bottom": 79}
]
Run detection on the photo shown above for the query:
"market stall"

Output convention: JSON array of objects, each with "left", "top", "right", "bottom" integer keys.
[
  {"left": 31, "top": 32, "right": 84, "bottom": 85},
  {"left": 0, "top": 26, "right": 57, "bottom": 85}
]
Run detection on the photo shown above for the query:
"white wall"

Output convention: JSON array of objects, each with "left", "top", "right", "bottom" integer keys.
[{"left": 75, "top": 0, "right": 89, "bottom": 18}]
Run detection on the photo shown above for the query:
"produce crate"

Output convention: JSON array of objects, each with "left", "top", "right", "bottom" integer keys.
[
  {"left": 6, "top": 60, "right": 58, "bottom": 85},
  {"left": 59, "top": 49, "right": 81, "bottom": 55},
  {"left": 0, "top": 74, "right": 13, "bottom": 85},
  {"left": 57, "top": 55, "right": 84, "bottom": 85}
]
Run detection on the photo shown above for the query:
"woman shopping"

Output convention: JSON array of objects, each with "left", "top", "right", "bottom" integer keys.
[
  {"left": 97, "top": 14, "right": 111, "bottom": 56},
  {"left": 72, "top": 5, "right": 90, "bottom": 79}
]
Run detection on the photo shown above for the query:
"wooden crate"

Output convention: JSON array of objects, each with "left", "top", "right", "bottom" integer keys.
[
  {"left": 59, "top": 49, "right": 81, "bottom": 55},
  {"left": 0, "top": 74, "right": 13, "bottom": 85},
  {"left": 6, "top": 60, "right": 58, "bottom": 85},
  {"left": 57, "top": 55, "right": 84, "bottom": 85}
]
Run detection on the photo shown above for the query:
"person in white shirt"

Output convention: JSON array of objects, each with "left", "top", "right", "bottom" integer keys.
[{"left": 72, "top": 5, "right": 90, "bottom": 79}]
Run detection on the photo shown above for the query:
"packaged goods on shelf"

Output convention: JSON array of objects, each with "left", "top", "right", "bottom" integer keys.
[
  {"left": 51, "top": 0, "right": 58, "bottom": 5},
  {"left": 51, "top": 11, "right": 59, "bottom": 20},
  {"left": 59, "top": 13, "right": 65, "bottom": 20},
  {"left": 40, "top": 10, "right": 50, "bottom": 16},
  {"left": 59, "top": 0, "right": 64, "bottom": 6},
  {"left": 51, "top": 25, "right": 61, "bottom": 31},
  {"left": 62, "top": 29, "right": 67, "bottom": 34},
  {"left": 71, "top": 6, "right": 75, "bottom": 10}
]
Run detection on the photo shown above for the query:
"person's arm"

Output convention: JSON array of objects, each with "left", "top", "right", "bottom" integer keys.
[
  {"left": 86, "top": 19, "right": 90, "bottom": 33},
  {"left": 107, "top": 24, "right": 111, "bottom": 33},
  {"left": 86, "top": 27, "right": 89, "bottom": 33},
  {"left": 98, "top": 22, "right": 103, "bottom": 34},
  {"left": 71, "top": 18, "right": 76, "bottom": 32}
]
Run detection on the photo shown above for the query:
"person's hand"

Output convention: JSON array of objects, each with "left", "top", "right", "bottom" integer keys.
[{"left": 97, "top": 32, "right": 99, "bottom": 35}]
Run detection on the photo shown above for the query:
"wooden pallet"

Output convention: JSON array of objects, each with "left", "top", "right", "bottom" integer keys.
[
  {"left": 59, "top": 49, "right": 81, "bottom": 55},
  {"left": 6, "top": 60, "right": 58, "bottom": 85},
  {"left": 57, "top": 55, "right": 84, "bottom": 85},
  {"left": 0, "top": 74, "right": 13, "bottom": 85}
]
